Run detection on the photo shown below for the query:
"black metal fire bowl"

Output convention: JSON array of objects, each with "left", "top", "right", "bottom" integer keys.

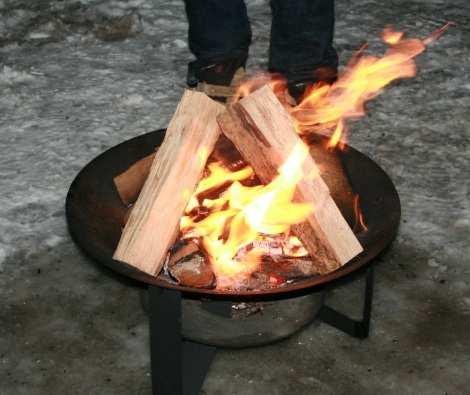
[
  {"left": 66, "top": 129, "right": 401, "bottom": 298},
  {"left": 66, "top": 129, "right": 402, "bottom": 394}
]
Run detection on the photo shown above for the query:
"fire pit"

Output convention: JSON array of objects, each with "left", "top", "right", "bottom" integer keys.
[{"left": 66, "top": 128, "right": 399, "bottom": 395}]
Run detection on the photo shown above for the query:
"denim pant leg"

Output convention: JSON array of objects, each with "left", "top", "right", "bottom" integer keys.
[
  {"left": 269, "top": 0, "right": 338, "bottom": 82},
  {"left": 184, "top": 0, "right": 251, "bottom": 62}
]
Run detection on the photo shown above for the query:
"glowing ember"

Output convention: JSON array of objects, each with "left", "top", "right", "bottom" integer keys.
[{"left": 180, "top": 142, "right": 313, "bottom": 287}]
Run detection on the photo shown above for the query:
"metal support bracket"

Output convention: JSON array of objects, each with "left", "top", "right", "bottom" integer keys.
[
  {"left": 149, "top": 286, "right": 216, "bottom": 395},
  {"left": 318, "top": 266, "right": 374, "bottom": 339},
  {"left": 147, "top": 266, "right": 374, "bottom": 394}
]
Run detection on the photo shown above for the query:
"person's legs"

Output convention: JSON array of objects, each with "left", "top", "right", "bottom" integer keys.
[
  {"left": 184, "top": 0, "right": 251, "bottom": 86},
  {"left": 269, "top": 0, "right": 338, "bottom": 93}
]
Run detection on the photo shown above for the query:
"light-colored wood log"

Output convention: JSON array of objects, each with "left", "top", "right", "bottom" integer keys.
[
  {"left": 113, "top": 90, "right": 224, "bottom": 275},
  {"left": 113, "top": 135, "right": 247, "bottom": 207},
  {"left": 217, "top": 85, "right": 363, "bottom": 274},
  {"left": 306, "top": 135, "right": 356, "bottom": 226}
]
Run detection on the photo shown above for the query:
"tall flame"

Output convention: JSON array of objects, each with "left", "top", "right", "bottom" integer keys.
[
  {"left": 231, "top": 24, "right": 452, "bottom": 149},
  {"left": 291, "top": 27, "right": 432, "bottom": 148},
  {"left": 292, "top": 24, "right": 452, "bottom": 148},
  {"left": 181, "top": 143, "right": 313, "bottom": 287}
]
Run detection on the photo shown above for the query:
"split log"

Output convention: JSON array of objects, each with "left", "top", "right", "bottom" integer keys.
[
  {"left": 114, "top": 152, "right": 155, "bottom": 205},
  {"left": 167, "top": 240, "right": 215, "bottom": 289},
  {"left": 113, "top": 90, "right": 224, "bottom": 275},
  {"left": 305, "top": 134, "right": 356, "bottom": 226},
  {"left": 113, "top": 136, "right": 246, "bottom": 206},
  {"left": 168, "top": 239, "right": 200, "bottom": 267},
  {"left": 169, "top": 256, "right": 215, "bottom": 289},
  {"left": 217, "top": 85, "right": 363, "bottom": 274}
]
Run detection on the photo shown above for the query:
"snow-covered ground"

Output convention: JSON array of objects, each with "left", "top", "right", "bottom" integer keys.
[{"left": 1, "top": 1, "right": 469, "bottom": 394}]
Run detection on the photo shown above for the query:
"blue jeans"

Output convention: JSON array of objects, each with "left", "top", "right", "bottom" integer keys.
[{"left": 184, "top": 0, "right": 338, "bottom": 83}]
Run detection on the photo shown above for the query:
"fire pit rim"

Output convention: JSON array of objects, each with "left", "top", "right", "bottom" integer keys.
[{"left": 66, "top": 129, "right": 401, "bottom": 298}]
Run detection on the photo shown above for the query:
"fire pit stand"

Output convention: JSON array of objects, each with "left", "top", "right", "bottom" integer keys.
[
  {"left": 318, "top": 265, "right": 374, "bottom": 339},
  {"left": 66, "top": 129, "right": 400, "bottom": 395},
  {"left": 148, "top": 266, "right": 373, "bottom": 395},
  {"left": 149, "top": 286, "right": 216, "bottom": 395}
]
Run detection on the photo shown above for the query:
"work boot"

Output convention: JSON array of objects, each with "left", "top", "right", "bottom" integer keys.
[{"left": 186, "top": 54, "right": 248, "bottom": 101}]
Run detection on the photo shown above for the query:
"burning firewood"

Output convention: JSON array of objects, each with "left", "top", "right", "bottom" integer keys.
[
  {"left": 167, "top": 239, "right": 200, "bottom": 266},
  {"left": 306, "top": 134, "right": 356, "bottom": 226},
  {"left": 209, "top": 135, "right": 246, "bottom": 172},
  {"left": 226, "top": 256, "right": 320, "bottom": 291},
  {"left": 110, "top": 24, "right": 452, "bottom": 290},
  {"left": 114, "top": 134, "right": 357, "bottom": 226},
  {"left": 165, "top": 236, "right": 318, "bottom": 291},
  {"left": 113, "top": 90, "right": 224, "bottom": 276},
  {"left": 114, "top": 136, "right": 247, "bottom": 206},
  {"left": 260, "top": 257, "right": 319, "bottom": 279},
  {"left": 114, "top": 87, "right": 361, "bottom": 280},
  {"left": 217, "top": 85, "right": 363, "bottom": 274},
  {"left": 166, "top": 240, "right": 215, "bottom": 289},
  {"left": 236, "top": 237, "right": 320, "bottom": 280}
]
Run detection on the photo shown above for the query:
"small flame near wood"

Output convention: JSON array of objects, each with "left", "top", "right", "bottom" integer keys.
[
  {"left": 353, "top": 195, "right": 368, "bottom": 233},
  {"left": 291, "top": 22, "right": 454, "bottom": 148}
]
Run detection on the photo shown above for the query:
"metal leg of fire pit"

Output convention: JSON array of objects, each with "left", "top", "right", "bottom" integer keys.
[
  {"left": 148, "top": 286, "right": 216, "bottom": 395},
  {"left": 318, "top": 266, "right": 374, "bottom": 339}
]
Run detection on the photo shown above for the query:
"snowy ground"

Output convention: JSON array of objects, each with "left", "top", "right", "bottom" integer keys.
[{"left": 1, "top": 0, "right": 469, "bottom": 394}]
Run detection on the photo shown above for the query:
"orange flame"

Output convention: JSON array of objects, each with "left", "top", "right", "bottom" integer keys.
[
  {"left": 291, "top": 32, "right": 425, "bottom": 147},
  {"left": 194, "top": 162, "right": 253, "bottom": 195},
  {"left": 381, "top": 26, "right": 405, "bottom": 45},
  {"left": 232, "top": 24, "right": 452, "bottom": 149},
  {"left": 291, "top": 23, "right": 453, "bottom": 148},
  {"left": 327, "top": 118, "right": 346, "bottom": 150},
  {"left": 353, "top": 195, "right": 368, "bottom": 232},
  {"left": 423, "top": 21, "right": 455, "bottom": 45},
  {"left": 181, "top": 143, "right": 313, "bottom": 287},
  {"left": 232, "top": 73, "right": 287, "bottom": 104}
]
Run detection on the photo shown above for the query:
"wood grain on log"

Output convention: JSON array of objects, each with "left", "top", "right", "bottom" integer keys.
[
  {"left": 217, "top": 85, "right": 363, "bottom": 274},
  {"left": 113, "top": 90, "right": 224, "bottom": 276},
  {"left": 306, "top": 135, "right": 356, "bottom": 227},
  {"left": 113, "top": 136, "right": 246, "bottom": 206}
]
